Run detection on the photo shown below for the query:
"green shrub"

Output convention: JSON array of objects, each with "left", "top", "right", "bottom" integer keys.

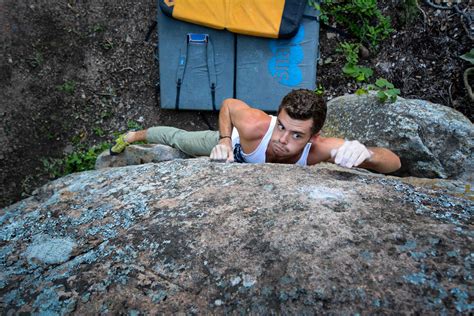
[
  {"left": 41, "top": 157, "right": 66, "bottom": 179},
  {"left": 336, "top": 41, "right": 373, "bottom": 82},
  {"left": 314, "top": 84, "right": 325, "bottom": 96},
  {"left": 42, "top": 142, "right": 110, "bottom": 178},
  {"left": 93, "top": 127, "right": 105, "bottom": 137},
  {"left": 342, "top": 64, "right": 373, "bottom": 82},
  {"left": 357, "top": 78, "right": 400, "bottom": 102},
  {"left": 337, "top": 42, "right": 360, "bottom": 65},
  {"left": 92, "top": 24, "right": 105, "bottom": 33},
  {"left": 57, "top": 80, "right": 76, "bottom": 94},
  {"left": 460, "top": 49, "right": 474, "bottom": 64},
  {"left": 308, "top": 0, "right": 329, "bottom": 24},
  {"left": 28, "top": 52, "right": 44, "bottom": 68},
  {"left": 127, "top": 120, "right": 144, "bottom": 131},
  {"left": 400, "top": 0, "right": 420, "bottom": 25},
  {"left": 309, "top": 0, "right": 393, "bottom": 48}
]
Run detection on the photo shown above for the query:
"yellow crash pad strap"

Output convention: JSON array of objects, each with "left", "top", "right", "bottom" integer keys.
[{"left": 159, "top": 0, "right": 306, "bottom": 39}]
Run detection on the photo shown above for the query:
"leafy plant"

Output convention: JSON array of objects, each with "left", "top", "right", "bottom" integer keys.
[
  {"left": 337, "top": 42, "right": 360, "bottom": 65},
  {"left": 20, "top": 175, "right": 39, "bottom": 198},
  {"left": 309, "top": 0, "right": 393, "bottom": 48},
  {"left": 28, "top": 52, "right": 44, "bottom": 68},
  {"left": 359, "top": 78, "right": 400, "bottom": 102},
  {"left": 93, "top": 127, "right": 105, "bottom": 137},
  {"left": 314, "top": 84, "right": 325, "bottom": 96},
  {"left": 336, "top": 41, "right": 373, "bottom": 82},
  {"left": 112, "top": 131, "right": 122, "bottom": 138},
  {"left": 460, "top": 49, "right": 474, "bottom": 64},
  {"left": 101, "top": 110, "right": 112, "bottom": 120},
  {"left": 71, "top": 132, "right": 86, "bottom": 145},
  {"left": 355, "top": 87, "right": 369, "bottom": 96},
  {"left": 46, "top": 132, "right": 55, "bottom": 140},
  {"left": 92, "top": 24, "right": 105, "bottom": 33},
  {"left": 364, "top": 17, "right": 392, "bottom": 48},
  {"left": 42, "top": 142, "right": 110, "bottom": 178},
  {"left": 57, "top": 80, "right": 76, "bottom": 94},
  {"left": 127, "top": 120, "right": 143, "bottom": 131},
  {"left": 342, "top": 64, "right": 373, "bottom": 82},
  {"left": 41, "top": 157, "right": 65, "bottom": 179},
  {"left": 308, "top": 0, "right": 330, "bottom": 24},
  {"left": 63, "top": 145, "right": 104, "bottom": 174},
  {"left": 400, "top": 0, "right": 420, "bottom": 25},
  {"left": 101, "top": 38, "right": 114, "bottom": 50}
]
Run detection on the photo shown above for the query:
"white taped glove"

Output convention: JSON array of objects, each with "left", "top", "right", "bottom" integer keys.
[
  {"left": 330, "top": 140, "right": 373, "bottom": 169},
  {"left": 210, "top": 143, "right": 234, "bottom": 163}
]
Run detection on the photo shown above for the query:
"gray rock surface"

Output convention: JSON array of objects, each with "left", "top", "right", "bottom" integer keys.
[
  {"left": 323, "top": 94, "right": 474, "bottom": 180},
  {"left": 95, "top": 144, "right": 189, "bottom": 169},
  {"left": 1, "top": 159, "right": 472, "bottom": 314}
]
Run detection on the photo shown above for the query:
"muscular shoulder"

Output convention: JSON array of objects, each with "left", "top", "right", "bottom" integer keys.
[
  {"left": 239, "top": 113, "right": 271, "bottom": 140},
  {"left": 227, "top": 99, "right": 271, "bottom": 141}
]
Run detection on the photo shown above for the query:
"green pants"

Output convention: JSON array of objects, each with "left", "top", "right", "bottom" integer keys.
[{"left": 146, "top": 126, "right": 219, "bottom": 157}]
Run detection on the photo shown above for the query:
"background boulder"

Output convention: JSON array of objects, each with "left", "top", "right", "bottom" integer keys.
[
  {"left": 323, "top": 94, "right": 474, "bottom": 180},
  {"left": 95, "top": 144, "right": 189, "bottom": 169},
  {"left": 1, "top": 159, "right": 472, "bottom": 314}
]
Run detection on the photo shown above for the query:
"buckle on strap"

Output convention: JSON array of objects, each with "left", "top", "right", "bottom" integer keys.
[{"left": 187, "top": 33, "right": 208, "bottom": 44}]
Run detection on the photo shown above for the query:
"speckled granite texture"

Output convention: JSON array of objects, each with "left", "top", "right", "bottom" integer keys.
[{"left": 1, "top": 159, "right": 472, "bottom": 314}]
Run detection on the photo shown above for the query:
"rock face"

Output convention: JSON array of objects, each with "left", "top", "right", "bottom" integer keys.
[
  {"left": 95, "top": 144, "right": 189, "bottom": 169},
  {"left": 1, "top": 159, "right": 472, "bottom": 314},
  {"left": 323, "top": 94, "right": 474, "bottom": 180}
]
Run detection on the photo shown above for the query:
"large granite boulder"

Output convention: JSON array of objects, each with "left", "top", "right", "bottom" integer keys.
[
  {"left": 1, "top": 159, "right": 472, "bottom": 314},
  {"left": 323, "top": 94, "right": 474, "bottom": 181}
]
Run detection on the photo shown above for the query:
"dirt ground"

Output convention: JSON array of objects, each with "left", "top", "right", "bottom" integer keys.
[{"left": 0, "top": 0, "right": 472, "bottom": 208}]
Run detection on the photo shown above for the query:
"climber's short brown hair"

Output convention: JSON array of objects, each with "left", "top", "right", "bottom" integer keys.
[{"left": 277, "top": 89, "right": 327, "bottom": 134}]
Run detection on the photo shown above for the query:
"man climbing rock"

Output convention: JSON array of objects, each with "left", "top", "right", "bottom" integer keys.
[{"left": 110, "top": 89, "right": 401, "bottom": 174}]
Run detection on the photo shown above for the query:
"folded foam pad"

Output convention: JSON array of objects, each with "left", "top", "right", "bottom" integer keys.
[
  {"left": 158, "top": 0, "right": 307, "bottom": 39},
  {"left": 235, "top": 4, "right": 320, "bottom": 111},
  {"left": 157, "top": 7, "right": 234, "bottom": 110}
]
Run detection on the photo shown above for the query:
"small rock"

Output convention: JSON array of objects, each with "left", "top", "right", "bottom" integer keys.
[
  {"left": 95, "top": 144, "right": 189, "bottom": 169},
  {"left": 376, "top": 62, "right": 392, "bottom": 73},
  {"left": 324, "top": 57, "right": 333, "bottom": 64},
  {"left": 359, "top": 45, "right": 370, "bottom": 59},
  {"left": 64, "top": 145, "right": 74, "bottom": 154}
]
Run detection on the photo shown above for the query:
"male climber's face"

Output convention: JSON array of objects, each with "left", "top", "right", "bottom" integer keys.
[{"left": 270, "top": 108, "right": 315, "bottom": 160}]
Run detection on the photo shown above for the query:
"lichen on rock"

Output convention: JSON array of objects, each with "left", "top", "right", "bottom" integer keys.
[{"left": 0, "top": 159, "right": 472, "bottom": 314}]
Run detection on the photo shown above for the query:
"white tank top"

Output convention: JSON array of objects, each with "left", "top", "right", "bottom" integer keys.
[{"left": 231, "top": 115, "right": 312, "bottom": 166}]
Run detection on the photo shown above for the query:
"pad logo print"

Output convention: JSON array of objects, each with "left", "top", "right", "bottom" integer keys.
[{"left": 268, "top": 25, "right": 305, "bottom": 87}]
